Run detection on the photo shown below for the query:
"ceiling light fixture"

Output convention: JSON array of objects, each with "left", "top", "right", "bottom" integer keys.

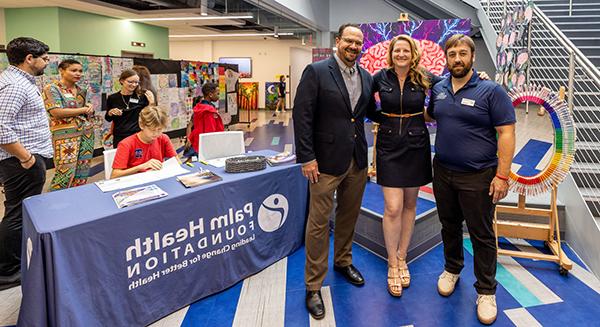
[
  {"left": 273, "top": 26, "right": 279, "bottom": 38},
  {"left": 169, "top": 32, "right": 293, "bottom": 38},
  {"left": 129, "top": 15, "right": 253, "bottom": 22}
]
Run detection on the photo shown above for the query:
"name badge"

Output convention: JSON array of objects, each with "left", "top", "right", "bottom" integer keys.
[
  {"left": 64, "top": 93, "right": 75, "bottom": 99},
  {"left": 129, "top": 98, "right": 139, "bottom": 104},
  {"left": 461, "top": 98, "right": 475, "bottom": 107}
]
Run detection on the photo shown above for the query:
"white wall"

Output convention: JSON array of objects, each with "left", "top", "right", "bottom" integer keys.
[
  {"left": 170, "top": 38, "right": 309, "bottom": 108},
  {"left": 169, "top": 40, "right": 213, "bottom": 61},
  {"left": 289, "top": 46, "right": 312, "bottom": 107}
]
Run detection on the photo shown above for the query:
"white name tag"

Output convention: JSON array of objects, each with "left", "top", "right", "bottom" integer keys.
[
  {"left": 461, "top": 98, "right": 475, "bottom": 107},
  {"left": 64, "top": 93, "right": 75, "bottom": 99},
  {"left": 129, "top": 98, "right": 139, "bottom": 104}
]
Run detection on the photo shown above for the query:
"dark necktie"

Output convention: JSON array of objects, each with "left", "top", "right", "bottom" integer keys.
[{"left": 349, "top": 67, "right": 356, "bottom": 75}]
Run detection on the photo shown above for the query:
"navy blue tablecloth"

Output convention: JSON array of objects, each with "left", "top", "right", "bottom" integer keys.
[{"left": 18, "top": 151, "right": 308, "bottom": 326}]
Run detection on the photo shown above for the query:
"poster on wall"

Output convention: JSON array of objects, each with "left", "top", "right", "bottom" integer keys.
[
  {"left": 219, "top": 57, "right": 252, "bottom": 78},
  {"left": 265, "top": 82, "right": 279, "bottom": 110},
  {"left": 238, "top": 82, "right": 259, "bottom": 111},
  {"left": 312, "top": 48, "right": 333, "bottom": 63},
  {"left": 359, "top": 19, "right": 471, "bottom": 76}
]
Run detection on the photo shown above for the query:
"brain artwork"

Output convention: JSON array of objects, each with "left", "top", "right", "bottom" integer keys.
[{"left": 360, "top": 39, "right": 446, "bottom": 75}]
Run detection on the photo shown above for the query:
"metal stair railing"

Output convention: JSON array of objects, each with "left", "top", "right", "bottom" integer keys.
[{"left": 482, "top": 0, "right": 600, "bottom": 218}]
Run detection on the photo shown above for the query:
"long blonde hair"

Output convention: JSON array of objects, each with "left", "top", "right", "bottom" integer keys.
[{"left": 386, "top": 35, "right": 430, "bottom": 90}]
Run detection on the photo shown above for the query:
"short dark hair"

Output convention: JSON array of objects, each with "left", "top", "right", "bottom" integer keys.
[
  {"left": 337, "top": 23, "right": 361, "bottom": 38},
  {"left": 6, "top": 37, "right": 49, "bottom": 65},
  {"left": 58, "top": 59, "right": 81, "bottom": 70},
  {"left": 444, "top": 34, "right": 475, "bottom": 54},
  {"left": 202, "top": 82, "right": 219, "bottom": 96}
]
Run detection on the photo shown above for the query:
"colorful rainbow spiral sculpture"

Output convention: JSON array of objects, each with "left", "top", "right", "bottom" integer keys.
[{"left": 507, "top": 84, "right": 576, "bottom": 196}]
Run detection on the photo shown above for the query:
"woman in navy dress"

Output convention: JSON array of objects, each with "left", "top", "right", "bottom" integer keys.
[{"left": 368, "top": 35, "right": 441, "bottom": 297}]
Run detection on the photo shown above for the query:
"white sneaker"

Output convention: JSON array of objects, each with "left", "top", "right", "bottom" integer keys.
[
  {"left": 476, "top": 294, "right": 497, "bottom": 325},
  {"left": 437, "top": 270, "right": 460, "bottom": 296}
]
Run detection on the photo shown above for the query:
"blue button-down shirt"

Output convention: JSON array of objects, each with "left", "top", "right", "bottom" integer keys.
[{"left": 0, "top": 65, "right": 53, "bottom": 160}]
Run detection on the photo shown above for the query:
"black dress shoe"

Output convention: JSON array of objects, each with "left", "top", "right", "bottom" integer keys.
[
  {"left": 305, "top": 290, "right": 325, "bottom": 320},
  {"left": 334, "top": 264, "right": 365, "bottom": 286}
]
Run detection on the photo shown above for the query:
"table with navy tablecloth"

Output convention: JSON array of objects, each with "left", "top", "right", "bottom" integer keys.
[{"left": 18, "top": 151, "right": 308, "bottom": 326}]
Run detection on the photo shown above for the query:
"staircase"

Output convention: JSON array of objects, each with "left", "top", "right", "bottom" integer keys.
[
  {"left": 484, "top": 0, "right": 600, "bottom": 224},
  {"left": 534, "top": 0, "right": 600, "bottom": 68}
]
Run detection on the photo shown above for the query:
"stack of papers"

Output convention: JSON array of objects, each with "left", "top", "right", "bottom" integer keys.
[
  {"left": 112, "top": 184, "right": 168, "bottom": 208},
  {"left": 96, "top": 157, "right": 189, "bottom": 192}
]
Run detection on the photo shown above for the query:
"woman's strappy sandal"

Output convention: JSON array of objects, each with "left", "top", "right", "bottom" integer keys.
[
  {"left": 387, "top": 265, "right": 402, "bottom": 297},
  {"left": 398, "top": 257, "right": 411, "bottom": 288}
]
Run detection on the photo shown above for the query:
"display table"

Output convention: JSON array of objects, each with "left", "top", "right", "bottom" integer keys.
[{"left": 18, "top": 152, "right": 308, "bottom": 326}]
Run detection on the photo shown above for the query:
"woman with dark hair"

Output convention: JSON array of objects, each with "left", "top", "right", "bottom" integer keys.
[
  {"left": 42, "top": 58, "right": 95, "bottom": 190},
  {"left": 132, "top": 65, "right": 157, "bottom": 105},
  {"left": 104, "top": 69, "right": 151, "bottom": 147}
]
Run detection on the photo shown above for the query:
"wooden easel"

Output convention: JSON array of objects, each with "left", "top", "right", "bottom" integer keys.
[
  {"left": 494, "top": 86, "right": 572, "bottom": 275},
  {"left": 494, "top": 188, "right": 572, "bottom": 275}
]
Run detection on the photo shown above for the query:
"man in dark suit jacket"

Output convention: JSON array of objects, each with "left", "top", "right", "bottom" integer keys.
[{"left": 293, "top": 23, "right": 375, "bottom": 320}]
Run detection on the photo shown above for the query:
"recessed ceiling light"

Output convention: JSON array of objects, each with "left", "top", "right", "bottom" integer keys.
[
  {"left": 169, "top": 32, "right": 294, "bottom": 38},
  {"left": 129, "top": 15, "right": 253, "bottom": 22}
]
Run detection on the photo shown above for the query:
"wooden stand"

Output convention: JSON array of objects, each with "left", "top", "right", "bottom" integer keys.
[
  {"left": 494, "top": 187, "right": 573, "bottom": 275},
  {"left": 367, "top": 123, "right": 379, "bottom": 178}
]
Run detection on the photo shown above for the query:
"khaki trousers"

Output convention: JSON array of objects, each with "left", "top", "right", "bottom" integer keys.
[{"left": 305, "top": 159, "right": 367, "bottom": 291}]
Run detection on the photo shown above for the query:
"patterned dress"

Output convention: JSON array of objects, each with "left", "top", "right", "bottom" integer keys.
[{"left": 43, "top": 81, "right": 95, "bottom": 191}]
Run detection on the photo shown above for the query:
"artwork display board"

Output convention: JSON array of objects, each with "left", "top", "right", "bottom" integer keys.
[{"left": 0, "top": 52, "right": 240, "bottom": 150}]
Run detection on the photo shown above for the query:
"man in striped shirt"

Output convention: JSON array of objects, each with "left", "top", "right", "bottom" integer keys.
[{"left": 0, "top": 37, "right": 52, "bottom": 290}]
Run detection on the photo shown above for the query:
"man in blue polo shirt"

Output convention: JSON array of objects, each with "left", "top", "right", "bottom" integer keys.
[{"left": 426, "top": 34, "right": 515, "bottom": 325}]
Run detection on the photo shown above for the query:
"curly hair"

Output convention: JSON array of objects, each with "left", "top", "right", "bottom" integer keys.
[{"left": 386, "top": 35, "right": 430, "bottom": 90}]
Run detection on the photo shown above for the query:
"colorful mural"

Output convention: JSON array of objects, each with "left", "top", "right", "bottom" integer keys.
[
  {"left": 238, "top": 82, "right": 259, "bottom": 111},
  {"left": 359, "top": 19, "right": 471, "bottom": 75}
]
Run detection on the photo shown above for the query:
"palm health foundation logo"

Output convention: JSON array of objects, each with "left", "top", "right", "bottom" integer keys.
[{"left": 257, "top": 194, "right": 289, "bottom": 232}]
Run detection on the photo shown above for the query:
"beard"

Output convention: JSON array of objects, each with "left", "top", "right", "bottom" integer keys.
[
  {"left": 341, "top": 48, "right": 359, "bottom": 64},
  {"left": 32, "top": 66, "right": 46, "bottom": 76},
  {"left": 449, "top": 60, "right": 473, "bottom": 78}
]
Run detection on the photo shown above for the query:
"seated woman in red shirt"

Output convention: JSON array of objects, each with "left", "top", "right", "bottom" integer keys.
[{"left": 111, "top": 106, "right": 177, "bottom": 178}]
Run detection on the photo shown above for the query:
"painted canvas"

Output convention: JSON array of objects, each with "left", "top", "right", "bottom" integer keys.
[
  {"left": 238, "top": 82, "right": 259, "bottom": 111},
  {"left": 359, "top": 19, "right": 471, "bottom": 75},
  {"left": 265, "top": 82, "right": 279, "bottom": 110}
]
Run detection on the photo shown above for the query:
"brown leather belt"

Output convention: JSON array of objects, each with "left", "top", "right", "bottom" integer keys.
[{"left": 381, "top": 111, "right": 423, "bottom": 118}]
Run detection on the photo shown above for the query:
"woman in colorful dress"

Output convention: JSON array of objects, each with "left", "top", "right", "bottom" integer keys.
[{"left": 43, "top": 59, "right": 95, "bottom": 191}]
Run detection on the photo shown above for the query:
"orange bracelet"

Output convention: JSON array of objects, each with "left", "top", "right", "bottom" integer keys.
[{"left": 495, "top": 173, "right": 509, "bottom": 181}]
